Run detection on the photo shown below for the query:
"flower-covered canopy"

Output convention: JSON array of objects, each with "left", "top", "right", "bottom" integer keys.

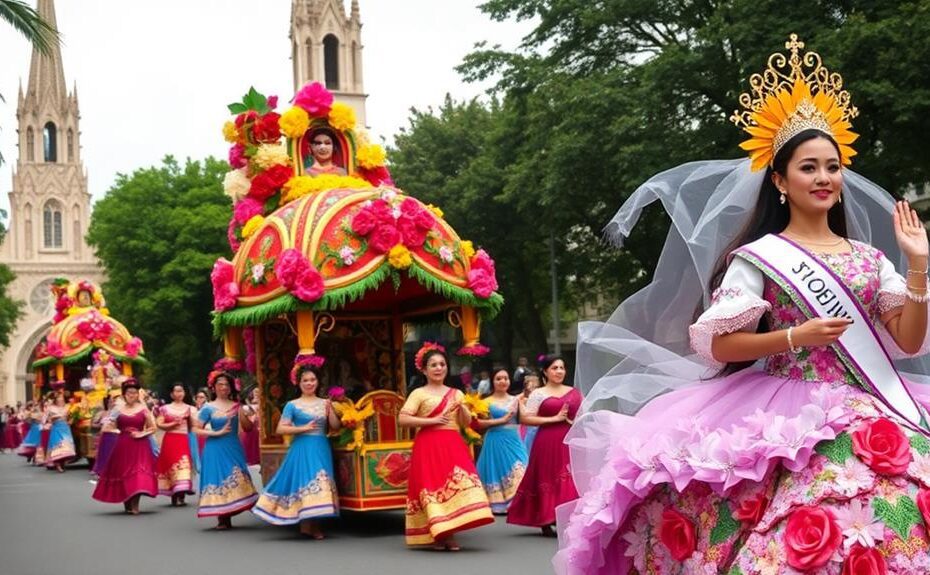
[
  {"left": 32, "top": 279, "right": 146, "bottom": 368},
  {"left": 212, "top": 83, "right": 503, "bottom": 334}
]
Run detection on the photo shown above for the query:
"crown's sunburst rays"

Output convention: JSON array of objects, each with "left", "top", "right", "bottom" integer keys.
[{"left": 731, "top": 34, "right": 859, "bottom": 171}]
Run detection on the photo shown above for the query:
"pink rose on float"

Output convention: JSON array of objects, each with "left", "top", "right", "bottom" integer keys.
[
  {"left": 47, "top": 339, "right": 64, "bottom": 359},
  {"left": 125, "top": 337, "right": 143, "bottom": 358},
  {"left": 842, "top": 544, "right": 887, "bottom": 575},
  {"left": 293, "top": 266, "right": 325, "bottom": 302},
  {"left": 351, "top": 205, "right": 378, "bottom": 236},
  {"left": 275, "top": 248, "right": 306, "bottom": 287},
  {"left": 471, "top": 249, "right": 497, "bottom": 275},
  {"left": 233, "top": 198, "right": 264, "bottom": 225},
  {"left": 397, "top": 216, "right": 428, "bottom": 248},
  {"left": 293, "top": 82, "right": 333, "bottom": 117},
  {"left": 228, "top": 143, "right": 247, "bottom": 169},
  {"left": 468, "top": 268, "right": 496, "bottom": 298},
  {"left": 851, "top": 417, "right": 911, "bottom": 475},
  {"left": 658, "top": 508, "right": 696, "bottom": 562},
  {"left": 784, "top": 505, "right": 842, "bottom": 570},
  {"left": 211, "top": 259, "right": 239, "bottom": 311},
  {"left": 267, "top": 95, "right": 279, "bottom": 109},
  {"left": 227, "top": 218, "right": 241, "bottom": 252},
  {"left": 369, "top": 225, "right": 401, "bottom": 254}
]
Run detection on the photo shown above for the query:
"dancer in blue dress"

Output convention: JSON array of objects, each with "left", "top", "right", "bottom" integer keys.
[
  {"left": 17, "top": 402, "right": 41, "bottom": 462},
  {"left": 45, "top": 391, "right": 76, "bottom": 472},
  {"left": 253, "top": 360, "right": 341, "bottom": 538},
  {"left": 476, "top": 368, "right": 528, "bottom": 514},
  {"left": 193, "top": 370, "right": 258, "bottom": 529}
]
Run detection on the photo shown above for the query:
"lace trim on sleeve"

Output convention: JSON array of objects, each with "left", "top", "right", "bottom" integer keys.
[
  {"left": 525, "top": 389, "right": 545, "bottom": 416},
  {"left": 688, "top": 301, "right": 771, "bottom": 366},
  {"left": 877, "top": 289, "right": 906, "bottom": 316}
]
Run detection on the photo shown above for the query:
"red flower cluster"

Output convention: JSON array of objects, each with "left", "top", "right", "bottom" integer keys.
[
  {"left": 210, "top": 259, "right": 239, "bottom": 311},
  {"left": 249, "top": 164, "right": 292, "bottom": 202},
  {"left": 734, "top": 493, "right": 768, "bottom": 526},
  {"left": 468, "top": 249, "right": 499, "bottom": 298},
  {"left": 53, "top": 294, "right": 72, "bottom": 324},
  {"left": 275, "top": 248, "right": 325, "bottom": 302},
  {"left": 252, "top": 112, "right": 281, "bottom": 143},
  {"left": 356, "top": 165, "right": 394, "bottom": 187},
  {"left": 851, "top": 417, "right": 911, "bottom": 475},
  {"left": 784, "top": 505, "right": 841, "bottom": 570},
  {"left": 77, "top": 312, "right": 114, "bottom": 342},
  {"left": 350, "top": 197, "right": 435, "bottom": 253},
  {"left": 842, "top": 544, "right": 886, "bottom": 575}
]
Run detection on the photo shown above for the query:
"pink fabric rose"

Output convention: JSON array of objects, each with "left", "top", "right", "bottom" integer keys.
[
  {"left": 124, "top": 337, "right": 143, "bottom": 358},
  {"left": 275, "top": 248, "right": 306, "bottom": 287},
  {"left": 784, "top": 505, "right": 842, "bottom": 571},
  {"left": 293, "top": 82, "right": 333, "bottom": 117},
  {"left": 293, "top": 266, "right": 325, "bottom": 302},
  {"left": 233, "top": 198, "right": 264, "bottom": 225},
  {"left": 267, "top": 95, "right": 278, "bottom": 109},
  {"left": 211, "top": 259, "right": 239, "bottom": 311},
  {"left": 397, "top": 216, "right": 428, "bottom": 248},
  {"left": 851, "top": 417, "right": 911, "bottom": 475},
  {"left": 228, "top": 143, "right": 247, "bottom": 169},
  {"left": 369, "top": 225, "right": 401, "bottom": 254},
  {"left": 468, "top": 268, "right": 496, "bottom": 298},
  {"left": 227, "top": 218, "right": 241, "bottom": 252},
  {"left": 47, "top": 339, "right": 64, "bottom": 359}
]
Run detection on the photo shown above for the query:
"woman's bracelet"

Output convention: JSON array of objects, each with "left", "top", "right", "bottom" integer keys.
[
  {"left": 907, "top": 269, "right": 928, "bottom": 275},
  {"left": 906, "top": 289, "right": 930, "bottom": 304},
  {"left": 786, "top": 326, "right": 801, "bottom": 353}
]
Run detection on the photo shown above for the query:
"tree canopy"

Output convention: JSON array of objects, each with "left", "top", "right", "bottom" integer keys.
[
  {"left": 389, "top": 0, "right": 930, "bottom": 360},
  {"left": 87, "top": 157, "right": 230, "bottom": 394}
]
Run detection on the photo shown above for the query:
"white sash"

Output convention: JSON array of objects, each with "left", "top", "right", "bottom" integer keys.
[{"left": 735, "top": 234, "right": 929, "bottom": 434}]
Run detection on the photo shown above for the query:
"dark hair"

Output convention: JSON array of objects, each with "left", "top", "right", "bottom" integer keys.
[
  {"left": 195, "top": 387, "right": 209, "bottom": 398},
  {"left": 210, "top": 374, "right": 238, "bottom": 401},
  {"left": 121, "top": 378, "right": 141, "bottom": 394},
  {"left": 538, "top": 355, "right": 565, "bottom": 384},
  {"left": 420, "top": 348, "right": 449, "bottom": 372},
  {"left": 419, "top": 348, "right": 461, "bottom": 390},
  {"left": 705, "top": 129, "right": 846, "bottom": 373},
  {"left": 295, "top": 364, "right": 324, "bottom": 395},
  {"left": 483, "top": 366, "right": 511, "bottom": 398}
]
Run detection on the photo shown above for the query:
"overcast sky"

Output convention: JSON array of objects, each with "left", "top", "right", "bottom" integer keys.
[{"left": 0, "top": 0, "right": 533, "bottom": 214}]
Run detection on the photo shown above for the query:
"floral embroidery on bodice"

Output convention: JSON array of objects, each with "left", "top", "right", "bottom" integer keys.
[{"left": 762, "top": 241, "right": 884, "bottom": 384}]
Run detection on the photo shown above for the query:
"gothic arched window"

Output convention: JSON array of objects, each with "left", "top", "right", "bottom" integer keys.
[
  {"left": 323, "top": 34, "right": 340, "bottom": 90},
  {"left": 67, "top": 129, "right": 74, "bottom": 162},
  {"left": 26, "top": 127, "right": 35, "bottom": 162},
  {"left": 43, "top": 122, "right": 57, "bottom": 162},
  {"left": 43, "top": 199, "right": 63, "bottom": 249}
]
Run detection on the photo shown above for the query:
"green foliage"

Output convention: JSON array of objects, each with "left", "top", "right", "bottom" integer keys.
[
  {"left": 227, "top": 86, "right": 273, "bottom": 115},
  {"left": 87, "top": 157, "right": 231, "bottom": 395},
  {"left": 814, "top": 432, "right": 853, "bottom": 464},
  {"left": 391, "top": 0, "right": 930, "bottom": 360},
  {"left": 709, "top": 501, "right": 740, "bottom": 545},
  {"left": 0, "top": 263, "right": 25, "bottom": 349}
]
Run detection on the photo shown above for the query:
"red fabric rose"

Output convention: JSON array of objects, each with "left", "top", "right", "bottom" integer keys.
[
  {"left": 369, "top": 225, "right": 400, "bottom": 254},
  {"left": 851, "top": 417, "right": 912, "bottom": 475},
  {"left": 234, "top": 110, "right": 259, "bottom": 128},
  {"left": 659, "top": 509, "right": 697, "bottom": 562},
  {"left": 468, "top": 269, "right": 497, "bottom": 298},
  {"left": 249, "top": 164, "right": 292, "bottom": 201},
  {"left": 351, "top": 206, "right": 378, "bottom": 235},
  {"left": 784, "top": 505, "right": 842, "bottom": 571},
  {"left": 917, "top": 489, "right": 930, "bottom": 529},
  {"left": 842, "top": 544, "right": 887, "bottom": 575},
  {"left": 293, "top": 266, "right": 324, "bottom": 302},
  {"left": 357, "top": 165, "right": 394, "bottom": 187},
  {"left": 734, "top": 493, "right": 769, "bottom": 526},
  {"left": 252, "top": 112, "right": 281, "bottom": 143}
]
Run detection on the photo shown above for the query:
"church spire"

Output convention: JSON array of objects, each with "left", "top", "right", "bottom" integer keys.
[{"left": 25, "top": 0, "right": 66, "bottom": 103}]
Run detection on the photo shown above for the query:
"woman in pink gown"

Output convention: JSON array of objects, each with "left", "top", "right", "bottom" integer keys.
[
  {"left": 92, "top": 379, "right": 158, "bottom": 514},
  {"left": 507, "top": 355, "right": 580, "bottom": 535}
]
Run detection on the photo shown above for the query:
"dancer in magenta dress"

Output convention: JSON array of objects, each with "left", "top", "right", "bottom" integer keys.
[
  {"left": 92, "top": 379, "right": 158, "bottom": 514},
  {"left": 508, "top": 355, "right": 580, "bottom": 534},
  {"left": 556, "top": 37, "right": 930, "bottom": 575}
]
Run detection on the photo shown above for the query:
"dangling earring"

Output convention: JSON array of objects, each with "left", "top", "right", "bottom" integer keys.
[
  {"left": 838, "top": 193, "right": 843, "bottom": 204},
  {"left": 779, "top": 190, "right": 787, "bottom": 205}
]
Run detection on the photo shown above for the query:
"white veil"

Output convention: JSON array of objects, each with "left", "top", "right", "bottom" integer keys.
[{"left": 578, "top": 158, "right": 930, "bottom": 415}]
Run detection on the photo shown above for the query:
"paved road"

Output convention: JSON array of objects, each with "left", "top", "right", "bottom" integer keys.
[{"left": 0, "top": 453, "right": 557, "bottom": 575}]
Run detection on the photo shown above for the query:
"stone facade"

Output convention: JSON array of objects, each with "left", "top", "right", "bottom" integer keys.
[{"left": 0, "top": 0, "right": 103, "bottom": 404}]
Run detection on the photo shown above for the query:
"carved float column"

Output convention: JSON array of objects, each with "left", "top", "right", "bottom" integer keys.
[{"left": 459, "top": 306, "right": 481, "bottom": 348}]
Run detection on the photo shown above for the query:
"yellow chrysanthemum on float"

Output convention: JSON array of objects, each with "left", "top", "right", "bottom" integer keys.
[
  {"left": 252, "top": 143, "right": 291, "bottom": 171},
  {"left": 427, "top": 204, "right": 444, "bottom": 219},
  {"left": 279, "top": 106, "right": 311, "bottom": 139},
  {"left": 460, "top": 240, "right": 476, "bottom": 260},
  {"left": 731, "top": 34, "right": 858, "bottom": 172},
  {"left": 242, "top": 215, "right": 265, "bottom": 239},
  {"left": 356, "top": 143, "right": 387, "bottom": 169},
  {"left": 222, "top": 121, "right": 240, "bottom": 143},
  {"left": 387, "top": 244, "right": 413, "bottom": 269},
  {"left": 328, "top": 102, "right": 357, "bottom": 132},
  {"left": 281, "top": 174, "right": 372, "bottom": 204}
]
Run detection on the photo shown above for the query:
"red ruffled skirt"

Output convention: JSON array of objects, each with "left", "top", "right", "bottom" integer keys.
[
  {"left": 92, "top": 433, "right": 157, "bottom": 503},
  {"left": 404, "top": 428, "right": 493, "bottom": 545},
  {"left": 156, "top": 433, "right": 194, "bottom": 496}
]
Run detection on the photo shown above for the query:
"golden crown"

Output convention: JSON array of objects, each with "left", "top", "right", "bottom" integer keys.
[{"left": 730, "top": 34, "right": 859, "bottom": 171}]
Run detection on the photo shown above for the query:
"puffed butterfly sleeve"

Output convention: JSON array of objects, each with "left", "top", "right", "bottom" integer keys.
[
  {"left": 688, "top": 256, "right": 771, "bottom": 366},
  {"left": 874, "top": 248, "right": 930, "bottom": 359},
  {"left": 400, "top": 389, "right": 422, "bottom": 417}
]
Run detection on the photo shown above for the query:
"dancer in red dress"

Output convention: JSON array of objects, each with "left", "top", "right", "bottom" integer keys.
[
  {"left": 507, "top": 355, "right": 580, "bottom": 535},
  {"left": 155, "top": 384, "right": 196, "bottom": 506},
  {"left": 399, "top": 343, "right": 493, "bottom": 550},
  {"left": 92, "top": 379, "right": 158, "bottom": 515}
]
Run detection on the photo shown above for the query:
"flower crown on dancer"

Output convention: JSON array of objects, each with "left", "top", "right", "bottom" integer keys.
[
  {"left": 414, "top": 342, "right": 446, "bottom": 372},
  {"left": 289, "top": 353, "right": 325, "bottom": 385}
]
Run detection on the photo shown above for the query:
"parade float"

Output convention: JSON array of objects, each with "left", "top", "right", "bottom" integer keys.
[
  {"left": 211, "top": 83, "right": 502, "bottom": 510},
  {"left": 31, "top": 279, "right": 146, "bottom": 463}
]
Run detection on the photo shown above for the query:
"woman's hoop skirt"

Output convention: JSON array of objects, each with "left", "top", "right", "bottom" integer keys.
[
  {"left": 402, "top": 387, "right": 494, "bottom": 546},
  {"left": 253, "top": 400, "right": 338, "bottom": 524},
  {"left": 156, "top": 433, "right": 194, "bottom": 496},
  {"left": 45, "top": 419, "right": 76, "bottom": 467},
  {"left": 476, "top": 398, "right": 528, "bottom": 514},
  {"left": 197, "top": 405, "right": 257, "bottom": 518},
  {"left": 92, "top": 411, "right": 158, "bottom": 503},
  {"left": 507, "top": 388, "right": 581, "bottom": 527},
  {"left": 17, "top": 422, "right": 39, "bottom": 459}
]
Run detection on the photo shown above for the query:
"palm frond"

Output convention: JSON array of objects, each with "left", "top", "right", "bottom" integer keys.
[{"left": 0, "top": 0, "right": 60, "bottom": 55}]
